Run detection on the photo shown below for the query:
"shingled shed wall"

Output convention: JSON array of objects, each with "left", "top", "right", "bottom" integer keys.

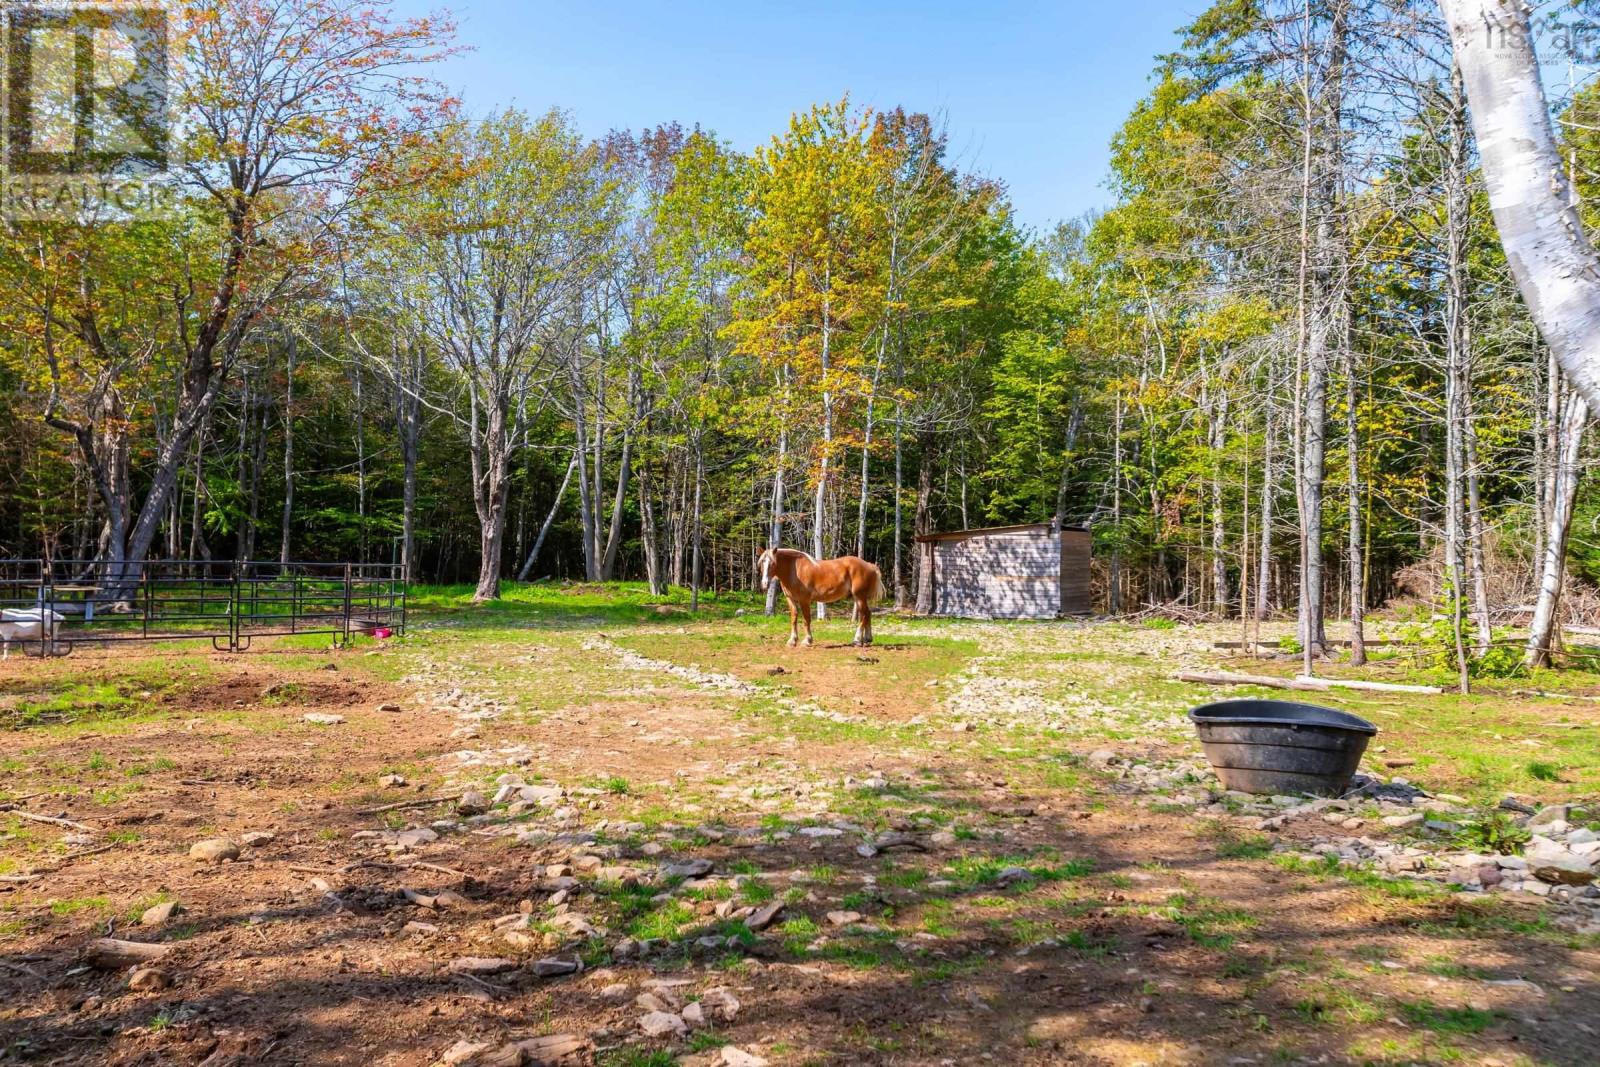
[{"left": 915, "top": 523, "right": 1091, "bottom": 619}]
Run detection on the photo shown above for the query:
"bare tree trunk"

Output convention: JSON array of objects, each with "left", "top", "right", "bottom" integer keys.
[
  {"left": 1053, "top": 399, "right": 1086, "bottom": 528},
  {"left": 1256, "top": 397, "right": 1276, "bottom": 623},
  {"left": 1526, "top": 392, "right": 1588, "bottom": 667},
  {"left": 914, "top": 430, "right": 936, "bottom": 615},
  {"left": 1207, "top": 378, "right": 1229, "bottom": 614},
  {"left": 1441, "top": 0, "right": 1600, "bottom": 411},
  {"left": 1345, "top": 343, "right": 1366, "bottom": 666},
  {"left": 469, "top": 396, "right": 514, "bottom": 601},
  {"left": 234, "top": 369, "right": 253, "bottom": 562},
  {"left": 1293, "top": 0, "right": 1345, "bottom": 671},
  {"left": 638, "top": 426, "right": 665, "bottom": 595},
  {"left": 518, "top": 453, "right": 577, "bottom": 582},
  {"left": 569, "top": 365, "right": 601, "bottom": 582},
  {"left": 814, "top": 276, "right": 834, "bottom": 619},
  {"left": 893, "top": 395, "right": 907, "bottom": 607},
  {"left": 279, "top": 329, "right": 296, "bottom": 568},
  {"left": 690, "top": 437, "right": 705, "bottom": 612},
  {"left": 1110, "top": 393, "right": 1124, "bottom": 614},
  {"left": 601, "top": 427, "right": 631, "bottom": 581},
  {"left": 766, "top": 422, "right": 787, "bottom": 615},
  {"left": 395, "top": 344, "right": 423, "bottom": 582}
]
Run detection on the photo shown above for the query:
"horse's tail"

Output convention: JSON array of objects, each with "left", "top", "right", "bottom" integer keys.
[{"left": 866, "top": 563, "right": 886, "bottom": 603}]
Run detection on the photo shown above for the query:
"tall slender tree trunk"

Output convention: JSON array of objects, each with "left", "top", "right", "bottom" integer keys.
[
  {"left": 1053, "top": 399, "right": 1085, "bottom": 528},
  {"left": 1526, "top": 391, "right": 1588, "bottom": 667},
  {"left": 1207, "top": 376, "right": 1229, "bottom": 614},
  {"left": 569, "top": 361, "right": 601, "bottom": 582},
  {"left": 519, "top": 453, "right": 577, "bottom": 582},
  {"left": 913, "top": 429, "right": 937, "bottom": 614},
  {"left": 814, "top": 277, "right": 834, "bottom": 619},
  {"left": 1345, "top": 343, "right": 1366, "bottom": 665},
  {"left": 766, "top": 421, "right": 787, "bottom": 615},
  {"left": 893, "top": 398, "right": 907, "bottom": 606},
  {"left": 601, "top": 429, "right": 632, "bottom": 581},
  {"left": 279, "top": 330, "right": 296, "bottom": 568},
  {"left": 690, "top": 437, "right": 705, "bottom": 612},
  {"left": 1110, "top": 393, "right": 1124, "bottom": 614},
  {"left": 1256, "top": 397, "right": 1276, "bottom": 623},
  {"left": 394, "top": 343, "right": 423, "bottom": 582}
]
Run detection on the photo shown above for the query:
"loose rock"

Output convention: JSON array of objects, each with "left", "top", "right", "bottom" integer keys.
[
  {"left": 189, "top": 837, "right": 240, "bottom": 863},
  {"left": 638, "top": 1010, "right": 687, "bottom": 1037},
  {"left": 447, "top": 957, "right": 518, "bottom": 976},
  {"left": 140, "top": 901, "right": 182, "bottom": 926},
  {"left": 127, "top": 966, "right": 170, "bottom": 991}
]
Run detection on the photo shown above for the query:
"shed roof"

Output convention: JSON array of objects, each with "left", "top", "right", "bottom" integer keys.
[{"left": 914, "top": 522, "right": 1087, "bottom": 543}]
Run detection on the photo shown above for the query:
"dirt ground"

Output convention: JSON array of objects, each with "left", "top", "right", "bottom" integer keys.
[{"left": 2, "top": 594, "right": 1597, "bottom": 1066}]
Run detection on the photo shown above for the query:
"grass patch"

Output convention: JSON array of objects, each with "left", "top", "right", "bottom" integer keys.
[
  {"left": 1212, "top": 831, "right": 1273, "bottom": 860},
  {"left": 1397, "top": 1000, "right": 1497, "bottom": 1035},
  {"left": 50, "top": 895, "right": 111, "bottom": 918},
  {"left": 947, "top": 854, "right": 1094, "bottom": 889}
]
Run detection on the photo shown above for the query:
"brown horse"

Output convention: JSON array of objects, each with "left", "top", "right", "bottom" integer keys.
[{"left": 758, "top": 547, "right": 885, "bottom": 647}]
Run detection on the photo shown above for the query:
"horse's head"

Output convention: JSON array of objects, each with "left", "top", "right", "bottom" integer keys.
[{"left": 757, "top": 547, "right": 776, "bottom": 592}]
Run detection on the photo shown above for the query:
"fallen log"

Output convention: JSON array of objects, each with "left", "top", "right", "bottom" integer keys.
[
  {"left": 1512, "top": 688, "right": 1600, "bottom": 704},
  {"left": 1176, "top": 670, "right": 1443, "bottom": 696},
  {"left": 1175, "top": 670, "right": 1328, "bottom": 691},
  {"left": 353, "top": 793, "right": 462, "bottom": 816},
  {"left": 1212, "top": 639, "right": 1401, "bottom": 649},
  {"left": 1295, "top": 675, "right": 1442, "bottom": 695},
  {"left": 84, "top": 938, "right": 171, "bottom": 969},
  {"left": 0, "top": 808, "right": 97, "bottom": 833}
]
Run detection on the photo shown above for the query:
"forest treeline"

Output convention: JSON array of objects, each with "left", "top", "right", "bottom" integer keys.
[{"left": 4, "top": 0, "right": 1600, "bottom": 664}]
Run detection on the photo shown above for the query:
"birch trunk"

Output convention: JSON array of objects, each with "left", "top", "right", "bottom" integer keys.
[
  {"left": 1526, "top": 392, "right": 1588, "bottom": 667},
  {"left": 1440, "top": 0, "right": 1600, "bottom": 411}
]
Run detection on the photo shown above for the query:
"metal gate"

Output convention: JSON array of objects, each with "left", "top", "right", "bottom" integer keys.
[{"left": 0, "top": 559, "right": 406, "bottom": 656}]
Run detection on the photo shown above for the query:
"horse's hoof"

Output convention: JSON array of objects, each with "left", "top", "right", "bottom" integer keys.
[
  {"left": 786, "top": 638, "right": 797, "bottom": 648},
  {"left": 803, "top": 638, "right": 813, "bottom": 647}
]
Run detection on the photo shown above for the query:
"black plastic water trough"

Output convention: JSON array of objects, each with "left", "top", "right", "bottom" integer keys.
[{"left": 1189, "top": 699, "right": 1378, "bottom": 797}]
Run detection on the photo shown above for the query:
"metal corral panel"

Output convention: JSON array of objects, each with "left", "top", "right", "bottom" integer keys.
[{"left": 917, "top": 524, "right": 1091, "bottom": 619}]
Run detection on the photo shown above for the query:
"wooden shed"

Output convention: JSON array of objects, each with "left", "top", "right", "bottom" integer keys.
[{"left": 914, "top": 523, "right": 1091, "bottom": 619}]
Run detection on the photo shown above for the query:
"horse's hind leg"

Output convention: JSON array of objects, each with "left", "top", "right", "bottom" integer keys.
[
  {"left": 801, "top": 602, "right": 814, "bottom": 647},
  {"left": 861, "top": 600, "right": 873, "bottom": 646},
  {"left": 852, "top": 598, "right": 865, "bottom": 645}
]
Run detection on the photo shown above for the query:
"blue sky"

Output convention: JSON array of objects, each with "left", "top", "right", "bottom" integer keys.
[{"left": 390, "top": 0, "right": 1199, "bottom": 233}]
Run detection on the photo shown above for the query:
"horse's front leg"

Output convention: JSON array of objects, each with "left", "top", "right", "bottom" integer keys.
[
  {"left": 801, "top": 602, "right": 815, "bottom": 647},
  {"left": 787, "top": 598, "right": 799, "bottom": 647}
]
